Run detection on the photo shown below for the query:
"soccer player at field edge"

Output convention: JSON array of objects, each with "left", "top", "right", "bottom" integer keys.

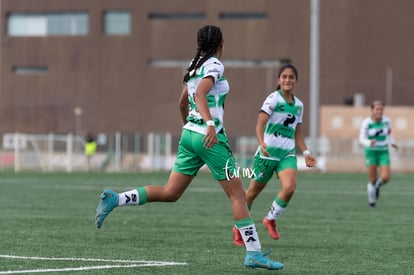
[
  {"left": 95, "top": 25, "right": 284, "bottom": 270},
  {"left": 232, "top": 64, "right": 317, "bottom": 246},
  {"left": 84, "top": 133, "right": 97, "bottom": 172},
  {"left": 359, "top": 100, "right": 398, "bottom": 208}
]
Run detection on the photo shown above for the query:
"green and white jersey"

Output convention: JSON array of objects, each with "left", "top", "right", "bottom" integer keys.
[
  {"left": 183, "top": 57, "right": 229, "bottom": 135},
  {"left": 359, "top": 116, "right": 394, "bottom": 150},
  {"left": 257, "top": 90, "right": 304, "bottom": 161}
]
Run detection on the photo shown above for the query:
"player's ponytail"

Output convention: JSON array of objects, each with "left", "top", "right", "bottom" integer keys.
[{"left": 183, "top": 25, "right": 223, "bottom": 83}]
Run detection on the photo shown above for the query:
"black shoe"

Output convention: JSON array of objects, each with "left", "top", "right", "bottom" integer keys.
[{"left": 369, "top": 202, "right": 376, "bottom": 208}]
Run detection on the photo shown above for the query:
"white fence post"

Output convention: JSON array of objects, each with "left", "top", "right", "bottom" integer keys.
[
  {"left": 66, "top": 134, "right": 73, "bottom": 172},
  {"left": 115, "top": 132, "right": 121, "bottom": 172},
  {"left": 148, "top": 132, "right": 154, "bottom": 170},
  {"left": 165, "top": 132, "right": 172, "bottom": 170},
  {"left": 48, "top": 133, "right": 54, "bottom": 172},
  {"left": 14, "top": 133, "right": 20, "bottom": 173}
]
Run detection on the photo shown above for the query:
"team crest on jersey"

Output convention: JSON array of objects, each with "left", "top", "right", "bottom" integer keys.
[{"left": 296, "top": 106, "right": 303, "bottom": 116}]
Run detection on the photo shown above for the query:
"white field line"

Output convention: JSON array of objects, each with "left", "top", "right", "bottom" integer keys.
[
  {"left": 0, "top": 264, "right": 177, "bottom": 274},
  {"left": 0, "top": 255, "right": 187, "bottom": 274}
]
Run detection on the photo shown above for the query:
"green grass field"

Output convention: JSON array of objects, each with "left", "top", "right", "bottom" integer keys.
[{"left": 0, "top": 171, "right": 413, "bottom": 274}]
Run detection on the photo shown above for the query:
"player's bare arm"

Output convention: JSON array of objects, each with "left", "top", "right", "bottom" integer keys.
[
  {"left": 178, "top": 86, "right": 189, "bottom": 125},
  {"left": 295, "top": 124, "right": 316, "bottom": 167},
  {"left": 256, "top": 111, "right": 270, "bottom": 156}
]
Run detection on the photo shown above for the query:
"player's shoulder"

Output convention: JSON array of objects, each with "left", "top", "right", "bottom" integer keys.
[
  {"left": 293, "top": 95, "right": 304, "bottom": 107},
  {"left": 265, "top": 91, "right": 280, "bottom": 100},
  {"left": 382, "top": 116, "right": 392, "bottom": 122},
  {"left": 204, "top": 57, "right": 223, "bottom": 68},
  {"left": 203, "top": 57, "right": 224, "bottom": 75},
  {"left": 361, "top": 116, "right": 372, "bottom": 126},
  {"left": 260, "top": 91, "right": 280, "bottom": 107}
]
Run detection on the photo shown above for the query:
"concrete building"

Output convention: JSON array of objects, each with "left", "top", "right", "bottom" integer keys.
[{"left": 1, "top": 0, "right": 413, "bottom": 138}]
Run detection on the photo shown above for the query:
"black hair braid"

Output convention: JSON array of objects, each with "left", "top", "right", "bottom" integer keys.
[
  {"left": 183, "top": 25, "right": 223, "bottom": 83},
  {"left": 183, "top": 49, "right": 201, "bottom": 83},
  {"left": 196, "top": 32, "right": 221, "bottom": 71}
]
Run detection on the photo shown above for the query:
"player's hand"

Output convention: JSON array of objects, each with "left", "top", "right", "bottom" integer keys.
[
  {"left": 391, "top": 144, "right": 399, "bottom": 151},
  {"left": 260, "top": 143, "right": 270, "bottom": 157},
  {"left": 203, "top": 126, "right": 218, "bottom": 149},
  {"left": 305, "top": 154, "right": 317, "bottom": 168}
]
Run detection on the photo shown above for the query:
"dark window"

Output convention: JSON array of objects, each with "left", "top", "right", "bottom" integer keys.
[
  {"left": 148, "top": 13, "right": 205, "bottom": 20},
  {"left": 13, "top": 66, "right": 48, "bottom": 75},
  {"left": 219, "top": 12, "right": 268, "bottom": 20}
]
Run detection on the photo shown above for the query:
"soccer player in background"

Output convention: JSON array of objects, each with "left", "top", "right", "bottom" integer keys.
[
  {"left": 233, "top": 64, "right": 317, "bottom": 245},
  {"left": 95, "top": 25, "right": 284, "bottom": 270},
  {"left": 359, "top": 100, "right": 398, "bottom": 207},
  {"left": 84, "top": 133, "right": 97, "bottom": 172}
]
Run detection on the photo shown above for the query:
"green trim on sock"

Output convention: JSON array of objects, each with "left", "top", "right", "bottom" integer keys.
[
  {"left": 235, "top": 217, "right": 254, "bottom": 229},
  {"left": 275, "top": 196, "right": 288, "bottom": 208},
  {"left": 136, "top": 187, "right": 148, "bottom": 205}
]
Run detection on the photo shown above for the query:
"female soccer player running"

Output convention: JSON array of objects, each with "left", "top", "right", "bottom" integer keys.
[
  {"left": 95, "top": 25, "right": 284, "bottom": 270},
  {"left": 233, "top": 64, "right": 316, "bottom": 245},
  {"left": 359, "top": 100, "right": 398, "bottom": 207}
]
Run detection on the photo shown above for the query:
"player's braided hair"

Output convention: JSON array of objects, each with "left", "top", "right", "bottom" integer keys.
[{"left": 183, "top": 25, "right": 223, "bottom": 83}]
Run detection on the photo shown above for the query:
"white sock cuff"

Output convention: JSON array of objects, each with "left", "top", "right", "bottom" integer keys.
[
  {"left": 118, "top": 189, "right": 139, "bottom": 206},
  {"left": 367, "top": 183, "right": 376, "bottom": 203}
]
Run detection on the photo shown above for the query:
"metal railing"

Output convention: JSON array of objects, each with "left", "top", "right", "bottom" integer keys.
[{"left": 1, "top": 132, "right": 412, "bottom": 173}]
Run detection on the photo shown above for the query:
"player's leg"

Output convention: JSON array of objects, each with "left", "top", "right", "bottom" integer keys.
[
  {"left": 246, "top": 154, "right": 273, "bottom": 208},
  {"left": 263, "top": 156, "right": 297, "bottom": 240},
  {"left": 95, "top": 129, "right": 201, "bottom": 228},
  {"left": 219, "top": 177, "right": 250, "bottom": 220},
  {"left": 246, "top": 180, "right": 267, "bottom": 208},
  {"left": 234, "top": 154, "right": 270, "bottom": 245},
  {"left": 377, "top": 150, "right": 391, "bottom": 184},
  {"left": 231, "top": 178, "right": 263, "bottom": 246},
  {"left": 375, "top": 151, "right": 392, "bottom": 199},
  {"left": 219, "top": 177, "right": 284, "bottom": 270},
  {"left": 378, "top": 165, "right": 391, "bottom": 185},
  {"left": 238, "top": 180, "right": 266, "bottom": 244},
  {"left": 95, "top": 172, "right": 194, "bottom": 228},
  {"left": 205, "top": 133, "right": 283, "bottom": 270},
  {"left": 365, "top": 149, "right": 378, "bottom": 207},
  {"left": 367, "top": 165, "right": 378, "bottom": 207}
]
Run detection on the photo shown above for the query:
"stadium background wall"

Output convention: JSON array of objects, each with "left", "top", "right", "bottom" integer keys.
[{"left": 1, "top": 0, "right": 414, "bottom": 139}]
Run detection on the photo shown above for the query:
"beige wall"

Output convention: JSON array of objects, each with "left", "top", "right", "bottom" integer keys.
[
  {"left": 321, "top": 105, "right": 414, "bottom": 140},
  {"left": 320, "top": 105, "right": 414, "bottom": 172}
]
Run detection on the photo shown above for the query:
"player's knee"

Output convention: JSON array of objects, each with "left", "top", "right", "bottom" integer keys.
[
  {"left": 382, "top": 176, "right": 390, "bottom": 184},
  {"left": 282, "top": 184, "right": 296, "bottom": 197},
  {"left": 246, "top": 189, "right": 259, "bottom": 202},
  {"left": 165, "top": 195, "right": 180, "bottom": 202},
  {"left": 162, "top": 189, "right": 182, "bottom": 202}
]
